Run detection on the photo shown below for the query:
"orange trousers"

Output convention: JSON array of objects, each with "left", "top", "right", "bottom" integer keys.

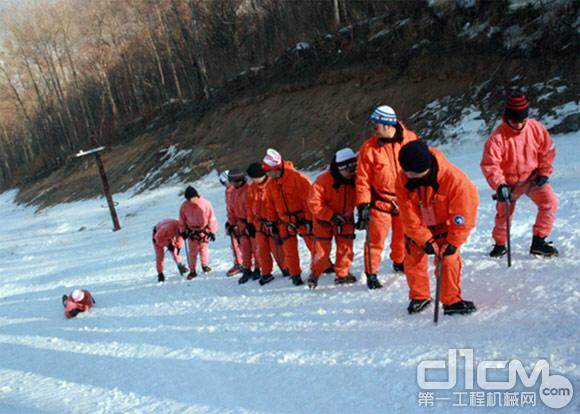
[
  {"left": 364, "top": 209, "right": 405, "bottom": 274},
  {"left": 404, "top": 236, "right": 462, "bottom": 306},
  {"left": 279, "top": 222, "right": 315, "bottom": 276},
  {"left": 311, "top": 222, "right": 354, "bottom": 278},
  {"left": 255, "top": 231, "right": 285, "bottom": 276}
]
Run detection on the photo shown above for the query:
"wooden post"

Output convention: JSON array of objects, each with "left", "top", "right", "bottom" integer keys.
[{"left": 74, "top": 143, "right": 121, "bottom": 231}]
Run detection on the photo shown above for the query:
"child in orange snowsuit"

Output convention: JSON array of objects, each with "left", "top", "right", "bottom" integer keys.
[
  {"left": 62, "top": 289, "right": 95, "bottom": 319},
  {"left": 152, "top": 218, "right": 188, "bottom": 282}
]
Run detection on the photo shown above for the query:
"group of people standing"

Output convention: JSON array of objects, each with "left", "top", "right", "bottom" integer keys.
[{"left": 152, "top": 91, "right": 559, "bottom": 317}]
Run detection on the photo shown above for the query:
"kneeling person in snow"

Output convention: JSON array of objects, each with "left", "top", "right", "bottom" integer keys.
[
  {"left": 481, "top": 92, "right": 559, "bottom": 258},
  {"left": 179, "top": 186, "right": 218, "bottom": 279},
  {"left": 153, "top": 218, "right": 188, "bottom": 282},
  {"left": 62, "top": 289, "right": 95, "bottom": 319},
  {"left": 307, "top": 148, "right": 358, "bottom": 289},
  {"left": 395, "top": 141, "right": 478, "bottom": 316}
]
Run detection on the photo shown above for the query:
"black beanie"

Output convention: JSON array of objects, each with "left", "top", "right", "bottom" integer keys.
[
  {"left": 398, "top": 140, "right": 432, "bottom": 173},
  {"left": 246, "top": 162, "right": 265, "bottom": 178},
  {"left": 184, "top": 185, "right": 198, "bottom": 200}
]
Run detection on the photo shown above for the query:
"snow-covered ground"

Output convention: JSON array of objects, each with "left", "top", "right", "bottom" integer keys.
[{"left": 0, "top": 133, "right": 578, "bottom": 413}]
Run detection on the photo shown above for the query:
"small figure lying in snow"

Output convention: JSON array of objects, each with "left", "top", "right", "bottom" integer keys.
[{"left": 62, "top": 289, "right": 95, "bottom": 318}]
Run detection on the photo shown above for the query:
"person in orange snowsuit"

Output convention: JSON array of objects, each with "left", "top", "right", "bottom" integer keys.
[
  {"left": 227, "top": 169, "right": 260, "bottom": 284},
  {"left": 355, "top": 105, "right": 418, "bottom": 289},
  {"left": 262, "top": 148, "right": 323, "bottom": 286},
  {"left": 307, "top": 148, "right": 358, "bottom": 289},
  {"left": 246, "top": 162, "right": 287, "bottom": 286},
  {"left": 395, "top": 140, "right": 478, "bottom": 316},
  {"left": 481, "top": 92, "right": 559, "bottom": 258},
  {"left": 62, "top": 289, "right": 95, "bottom": 319},
  {"left": 152, "top": 218, "right": 188, "bottom": 282},
  {"left": 178, "top": 186, "right": 218, "bottom": 279},
  {"left": 220, "top": 170, "right": 243, "bottom": 276}
]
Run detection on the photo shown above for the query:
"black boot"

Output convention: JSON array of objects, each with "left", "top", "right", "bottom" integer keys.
[
  {"left": 443, "top": 300, "right": 477, "bottom": 315},
  {"left": 186, "top": 270, "right": 197, "bottom": 280},
  {"left": 393, "top": 262, "right": 404, "bottom": 273},
  {"left": 307, "top": 274, "right": 318, "bottom": 290},
  {"left": 291, "top": 275, "right": 304, "bottom": 286},
  {"left": 202, "top": 265, "right": 212, "bottom": 273},
  {"left": 489, "top": 244, "right": 507, "bottom": 258},
  {"left": 281, "top": 268, "right": 290, "bottom": 277},
  {"left": 530, "top": 236, "right": 559, "bottom": 257},
  {"left": 238, "top": 269, "right": 252, "bottom": 284},
  {"left": 366, "top": 273, "right": 383, "bottom": 290},
  {"left": 158, "top": 272, "right": 165, "bottom": 283},
  {"left": 323, "top": 263, "right": 334, "bottom": 274},
  {"left": 252, "top": 268, "right": 261, "bottom": 281},
  {"left": 259, "top": 274, "right": 275, "bottom": 286},
  {"left": 62, "top": 295, "right": 68, "bottom": 306},
  {"left": 335, "top": 274, "right": 357, "bottom": 285},
  {"left": 407, "top": 298, "right": 432, "bottom": 314},
  {"left": 177, "top": 264, "right": 189, "bottom": 276}
]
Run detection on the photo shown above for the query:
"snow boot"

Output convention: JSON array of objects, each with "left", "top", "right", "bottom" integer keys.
[
  {"left": 62, "top": 294, "right": 68, "bottom": 306},
  {"left": 281, "top": 268, "right": 290, "bottom": 277},
  {"left": 407, "top": 298, "right": 432, "bottom": 314},
  {"left": 335, "top": 274, "right": 357, "bottom": 285},
  {"left": 252, "top": 268, "right": 261, "bottom": 281},
  {"left": 186, "top": 270, "right": 197, "bottom": 280},
  {"left": 529, "top": 236, "right": 559, "bottom": 257},
  {"left": 238, "top": 269, "right": 252, "bottom": 284},
  {"left": 227, "top": 264, "right": 241, "bottom": 277},
  {"left": 259, "top": 274, "right": 275, "bottom": 286},
  {"left": 366, "top": 273, "right": 383, "bottom": 290},
  {"left": 177, "top": 264, "right": 189, "bottom": 276},
  {"left": 323, "top": 263, "right": 334, "bottom": 274},
  {"left": 392, "top": 262, "right": 404, "bottom": 273},
  {"left": 307, "top": 274, "right": 318, "bottom": 290},
  {"left": 291, "top": 275, "right": 304, "bottom": 286},
  {"left": 489, "top": 244, "right": 507, "bottom": 258},
  {"left": 443, "top": 300, "right": 476, "bottom": 315},
  {"left": 158, "top": 272, "right": 165, "bottom": 283},
  {"left": 202, "top": 265, "right": 212, "bottom": 273}
]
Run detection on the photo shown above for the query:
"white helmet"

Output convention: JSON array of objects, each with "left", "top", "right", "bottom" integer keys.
[{"left": 71, "top": 289, "right": 85, "bottom": 302}]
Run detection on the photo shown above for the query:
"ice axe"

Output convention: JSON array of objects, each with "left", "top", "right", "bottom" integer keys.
[
  {"left": 434, "top": 252, "right": 443, "bottom": 324},
  {"left": 492, "top": 191, "right": 512, "bottom": 268}
]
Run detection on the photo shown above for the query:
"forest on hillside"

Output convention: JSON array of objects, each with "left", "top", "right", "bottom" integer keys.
[{"left": 0, "top": 0, "right": 397, "bottom": 190}]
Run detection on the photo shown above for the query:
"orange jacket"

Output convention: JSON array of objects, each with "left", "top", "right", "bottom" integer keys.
[
  {"left": 395, "top": 148, "right": 479, "bottom": 248},
  {"left": 227, "top": 182, "right": 251, "bottom": 225},
  {"left": 265, "top": 161, "right": 313, "bottom": 224},
  {"left": 308, "top": 170, "right": 356, "bottom": 223},
  {"left": 247, "top": 179, "right": 271, "bottom": 227},
  {"left": 481, "top": 118, "right": 555, "bottom": 190},
  {"left": 153, "top": 219, "right": 184, "bottom": 250},
  {"left": 356, "top": 122, "right": 418, "bottom": 211}
]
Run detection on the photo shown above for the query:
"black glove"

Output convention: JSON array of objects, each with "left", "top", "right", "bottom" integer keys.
[
  {"left": 443, "top": 244, "right": 457, "bottom": 256},
  {"left": 496, "top": 184, "right": 511, "bottom": 202},
  {"left": 303, "top": 220, "right": 313, "bottom": 234},
  {"left": 246, "top": 223, "right": 256, "bottom": 238},
  {"left": 166, "top": 244, "right": 175, "bottom": 253},
  {"left": 225, "top": 222, "right": 234, "bottom": 236},
  {"left": 180, "top": 229, "right": 191, "bottom": 239},
  {"left": 331, "top": 214, "right": 346, "bottom": 226},
  {"left": 206, "top": 232, "right": 216, "bottom": 242},
  {"left": 534, "top": 175, "right": 549, "bottom": 187},
  {"left": 263, "top": 221, "right": 278, "bottom": 237},
  {"left": 355, "top": 203, "right": 371, "bottom": 230},
  {"left": 423, "top": 242, "right": 436, "bottom": 256}
]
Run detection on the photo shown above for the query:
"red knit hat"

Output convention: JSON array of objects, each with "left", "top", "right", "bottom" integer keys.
[{"left": 505, "top": 93, "right": 529, "bottom": 122}]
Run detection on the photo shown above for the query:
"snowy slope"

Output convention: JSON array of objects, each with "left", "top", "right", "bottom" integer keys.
[{"left": 0, "top": 132, "right": 578, "bottom": 414}]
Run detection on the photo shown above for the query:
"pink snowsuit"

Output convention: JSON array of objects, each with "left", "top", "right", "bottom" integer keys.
[
  {"left": 225, "top": 186, "right": 242, "bottom": 266},
  {"left": 63, "top": 290, "right": 95, "bottom": 319},
  {"left": 179, "top": 197, "right": 218, "bottom": 269},
  {"left": 228, "top": 182, "right": 258, "bottom": 271},
  {"left": 153, "top": 219, "right": 184, "bottom": 273},
  {"left": 481, "top": 118, "right": 558, "bottom": 244}
]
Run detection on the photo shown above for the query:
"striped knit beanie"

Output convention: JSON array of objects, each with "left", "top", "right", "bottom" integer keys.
[
  {"left": 369, "top": 105, "right": 397, "bottom": 126},
  {"left": 504, "top": 93, "right": 529, "bottom": 122},
  {"left": 262, "top": 149, "right": 283, "bottom": 171}
]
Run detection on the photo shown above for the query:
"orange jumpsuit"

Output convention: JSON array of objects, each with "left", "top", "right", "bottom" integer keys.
[
  {"left": 356, "top": 122, "right": 417, "bottom": 274},
  {"left": 307, "top": 170, "right": 356, "bottom": 278},
  {"left": 227, "top": 182, "right": 257, "bottom": 271},
  {"left": 395, "top": 148, "right": 479, "bottom": 305},
  {"left": 247, "top": 178, "right": 285, "bottom": 276},
  {"left": 264, "top": 161, "right": 316, "bottom": 276}
]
